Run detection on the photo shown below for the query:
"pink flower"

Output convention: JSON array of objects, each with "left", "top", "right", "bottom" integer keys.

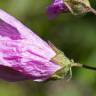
[{"left": 0, "top": 9, "right": 62, "bottom": 82}]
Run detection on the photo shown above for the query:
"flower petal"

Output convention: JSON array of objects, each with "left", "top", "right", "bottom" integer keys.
[
  {"left": 0, "top": 19, "right": 21, "bottom": 40},
  {"left": 47, "top": 0, "right": 69, "bottom": 19},
  {"left": 0, "top": 65, "right": 27, "bottom": 81},
  {"left": 0, "top": 9, "right": 61, "bottom": 81},
  {"left": 0, "top": 9, "right": 56, "bottom": 59}
]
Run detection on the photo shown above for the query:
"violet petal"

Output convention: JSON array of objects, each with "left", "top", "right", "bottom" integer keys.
[
  {"left": 0, "top": 9, "right": 61, "bottom": 82},
  {"left": 47, "top": 0, "right": 69, "bottom": 19}
]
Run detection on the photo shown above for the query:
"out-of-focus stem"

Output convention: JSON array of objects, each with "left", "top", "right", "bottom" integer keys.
[{"left": 89, "top": 7, "right": 96, "bottom": 15}]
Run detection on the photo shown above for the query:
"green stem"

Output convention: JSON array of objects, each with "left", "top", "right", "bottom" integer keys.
[{"left": 72, "top": 63, "right": 96, "bottom": 71}]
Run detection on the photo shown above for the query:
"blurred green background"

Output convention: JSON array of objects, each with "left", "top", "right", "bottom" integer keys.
[{"left": 0, "top": 0, "right": 96, "bottom": 96}]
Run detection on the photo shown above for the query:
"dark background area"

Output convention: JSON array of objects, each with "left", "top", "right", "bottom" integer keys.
[{"left": 0, "top": 0, "right": 96, "bottom": 96}]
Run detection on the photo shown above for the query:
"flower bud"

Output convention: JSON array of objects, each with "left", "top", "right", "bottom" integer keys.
[
  {"left": 0, "top": 9, "right": 73, "bottom": 82},
  {"left": 47, "top": 0, "right": 96, "bottom": 18},
  {"left": 47, "top": 0, "right": 69, "bottom": 19},
  {"left": 64, "top": 0, "right": 96, "bottom": 15},
  {"left": 0, "top": 9, "right": 61, "bottom": 82}
]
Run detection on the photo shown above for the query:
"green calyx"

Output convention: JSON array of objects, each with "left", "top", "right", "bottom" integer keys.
[
  {"left": 64, "top": 0, "right": 96, "bottom": 15},
  {"left": 48, "top": 42, "right": 96, "bottom": 81},
  {"left": 48, "top": 42, "right": 73, "bottom": 80}
]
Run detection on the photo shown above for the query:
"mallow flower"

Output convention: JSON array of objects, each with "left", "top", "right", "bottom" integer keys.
[
  {"left": 0, "top": 9, "right": 96, "bottom": 82},
  {"left": 0, "top": 9, "right": 72, "bottom": 82},
  {"left": 47, "top": 0, "right": 96, "bottom": 18}
]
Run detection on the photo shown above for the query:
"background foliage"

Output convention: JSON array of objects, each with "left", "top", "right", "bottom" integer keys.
[{"left": 0, "top": 0, "right": 96, "bottom": 96}]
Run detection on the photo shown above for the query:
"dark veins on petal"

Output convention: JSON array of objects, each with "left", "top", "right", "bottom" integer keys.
[{"left": 0, "top": 19, "right": 21, "bottom": 40}]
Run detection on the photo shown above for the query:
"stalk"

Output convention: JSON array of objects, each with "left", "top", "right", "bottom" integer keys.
[{"left": 72, "top": 63, "right": 96, "bottom": 71}]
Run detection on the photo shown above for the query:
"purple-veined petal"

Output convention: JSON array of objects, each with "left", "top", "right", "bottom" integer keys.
[
  {"left": 0, "top": 9, "right": 56, "bottom": 59},
  {"left": 0, "top": 9, "right": 61, "bottom": 82}
]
